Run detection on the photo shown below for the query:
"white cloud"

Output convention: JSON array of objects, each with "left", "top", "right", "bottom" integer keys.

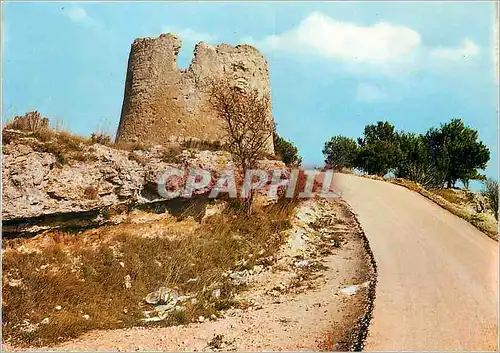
[
  {"left": 247, "top": 12, "right": 480, "bottom": 77},
  {"left": 356, "top": 83, "right": 386, "bottom": 101},
  {"left": 62, "top": 6, "right": 99, "bottom": 27},
  {"left": 429, "top": 38, "right": 480, "bottom": 61},
  {"left": 64, "top": 7, "right": 88, "bottom": 22},
  {"left": 161, "top": 26, "right": 216, "bottom": 43},
  {"left": 250, "top": 12, "right": 421, "bottom": 66}
]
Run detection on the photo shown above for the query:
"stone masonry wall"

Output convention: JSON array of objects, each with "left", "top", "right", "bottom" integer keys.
[{"left": 116, "top": 33, "right": 274, "bottom": 154}]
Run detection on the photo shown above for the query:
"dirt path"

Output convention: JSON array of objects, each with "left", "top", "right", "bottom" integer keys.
[
  {"left": 334, "top": 173, "right": 498, "bottom": 351},
  {"left": 3, "top": 199, "right": 375, "bottom": 352}
]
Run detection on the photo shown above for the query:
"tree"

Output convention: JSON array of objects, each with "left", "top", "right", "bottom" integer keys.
[
  {"left": 425, "top": 119, "right": 490, "bottom": 188},
  {"left": 209, "top": 78, "right": 275, "bottom": 173},
  {"left": 361, "top": 120, "right": 398, "bottom": 144},
  {"left": 322, "top": 135, "right": 359, "bottom": 170},
  {"left": 459, "top": 170, "right": 486, "bottom": 189},
  {"left": 395, "top": 132, "right": 441, "bottom": 187},
  {"left": 482, "top": 178, "right": 499, "bottom": 220},
  {"left": 209, "top": 78, "right": 276, "bottom": 213},
  {"left": 356, "top": 121, "right": 400, "bottom": 176},
  {"left": 274, "top": 133, "right": 302, "bottom": 166}
]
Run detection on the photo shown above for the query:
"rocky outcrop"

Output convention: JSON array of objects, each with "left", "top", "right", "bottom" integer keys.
[
  {"left": 2, "top": 144, "right": 224, "bottom": 220},
  {"left": 116, "top": 33, "right": 274, "bottom": 154},
  {"left": 2, "top": 131, "right": 286, "bottom": 235}
]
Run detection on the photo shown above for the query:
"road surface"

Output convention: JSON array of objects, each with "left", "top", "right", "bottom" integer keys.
[{"left": 334, "top": 173, "right": 498, "bottom": 351}]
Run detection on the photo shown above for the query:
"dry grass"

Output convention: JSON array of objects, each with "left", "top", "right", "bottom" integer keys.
[
  {"left": 180, "top": 138, "right": 231, "bottom": 153},
  {"left": 431, "top": 188, "right": 464, "bottom": 205},
  {"left": 2, "top": 200, "right": 297, "bottom": 347},
  {"left": 33, "top": 131, "right": 90, "bottom": 165},
  {"left": 161, "top": 146, "right": 183, "bottom": 163},
  {"left": 3, "top": 112, "right": 108, "bottom": 165},
  {"left": 113, "top": 141, "right": 154, "bottom": 152},
  {"left": 128, "top": 151, "right": 150, "bottom": 166},
  {"left": 90, "top": 133, "right": 112, "bottom": 146},
  {"left": 4, "top": 111, "right": 49, "bottom": 132}
]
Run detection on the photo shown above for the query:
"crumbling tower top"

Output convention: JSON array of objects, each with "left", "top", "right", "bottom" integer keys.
[{"left": 115, "top": 33, "right": 274, "bottom": 154}]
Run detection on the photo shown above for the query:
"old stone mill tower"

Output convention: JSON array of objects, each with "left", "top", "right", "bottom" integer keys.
[{"left": 115, "top": 33, "right": 275, "bottom": 154}]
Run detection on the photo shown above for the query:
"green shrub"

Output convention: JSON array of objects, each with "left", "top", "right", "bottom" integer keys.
[
  {"left": 322, "top": 135, "right": 358, "bottom": 170},
  {"left": 482, "top": 178, "right": 499, "bottom": 220},
  {"left": 274, "top": 133, "right": 302, "bottom": 166}
]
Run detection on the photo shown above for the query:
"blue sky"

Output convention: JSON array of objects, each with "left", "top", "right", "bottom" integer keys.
[{"left": 2, "top": 1, "right": 498, "bottom": 182}]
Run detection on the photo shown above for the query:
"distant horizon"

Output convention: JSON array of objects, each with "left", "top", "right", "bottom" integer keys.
[{"left": 2, "top": 1, "right": 498, "bottom": 187}]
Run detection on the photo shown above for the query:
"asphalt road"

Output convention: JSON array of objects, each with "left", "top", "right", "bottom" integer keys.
[{"left": 334, "top": 173, "right": 498, "bottom": 351}]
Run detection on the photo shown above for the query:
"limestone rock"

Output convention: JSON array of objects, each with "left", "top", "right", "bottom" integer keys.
[
  {"left": 2, "top": 134, "right": 286, "bottom": 235},
  {"left": 2, "top": 140, "right": 231, "bottom": 222}
]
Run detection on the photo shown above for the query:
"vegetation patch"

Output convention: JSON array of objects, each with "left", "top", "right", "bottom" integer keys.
[
  {"left": 273, "top": 133, "right": 302, "bottom": 166},
  {"left": 323, "top": 119, "right": 491, "bottom": 189},
  {"left": 2, "top": 200, "right": 297, "bottom": 347},
  {"left": 180, "top": 138, "right": 229, "bottom": 153},
  {"left": 160, "top": 146, "right": 183, "bottom": 163},
  {"left": 3, "top": 111, "right": 112, "bottom": 165}
]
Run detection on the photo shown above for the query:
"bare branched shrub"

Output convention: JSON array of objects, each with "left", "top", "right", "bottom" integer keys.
[
  {"left": 4, "top": 111, "right": 49, "bottom": 132},
  {"left": 402, "top": 163, "right": 444, "bottom": 189},
  {"left": 209, "top": 78, "right": 276, "bottom": 172},
  {"left": 208, "top": 79, "right": 276, "bottom": 213}
]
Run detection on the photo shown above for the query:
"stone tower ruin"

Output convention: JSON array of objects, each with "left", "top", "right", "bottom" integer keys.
[{"left": 116, "top": 33, "right": 274, "bottom": 154}]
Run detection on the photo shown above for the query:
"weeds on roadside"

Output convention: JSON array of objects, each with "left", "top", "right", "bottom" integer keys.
[
  {"left": 482, "top": 178, "right": 499, "bottom": 220},
  {"left": 431, "top": 188, "right": 463, "bottom": 205}
]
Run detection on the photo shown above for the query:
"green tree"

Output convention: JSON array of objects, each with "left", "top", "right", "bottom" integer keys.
[
  {"left": 425, "top": 119, "right": 490, "bottom": 188},
  {"left": 460, "top": 170, "right": 486, "bottom": 189},
  {"left": 357, "top": 121, "right": 400, "bottom": 176},
  {"left": 395, "top": 132, "right": 441, "bottom": 187},
  {"left": 361, "top": 121, "right": 398, "bottom": 144},
  {"left": 482, "top": 178, "right": 499, "bottom": 220},
  {"left": 274, "top": 133, "right": 302, "bottom": 166},
  {"left": 322, "top": 135, "right": 359, "bottom": 170}
]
